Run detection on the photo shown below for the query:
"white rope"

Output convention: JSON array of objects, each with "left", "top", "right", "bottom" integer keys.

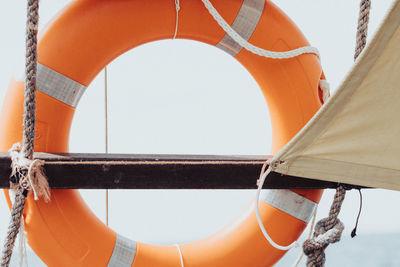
[
  {"left": 173, "top": 0, "right": 180, "bottom": 39},
  {"left": 293, "top": 207, "right": 318, "bottom": 267},
  {"left": 201, "top": 0, "right": 320, "bottom": 59},
  {"left": 319, "top": 79, "right": 330, "bottom": 103},
  {"left": 175, "top": 244, "right": 184, "bottom": 267},
  {"left": 255, "top": 165, "right": 299, "bottom": 250},
  {"left": 202, "top": 0, "right": 328, "bottom": 104}
]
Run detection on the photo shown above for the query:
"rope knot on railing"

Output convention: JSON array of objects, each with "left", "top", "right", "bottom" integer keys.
[
  {"left": 9, "top": 143, "right": 50, "bottom": 202},
  {"left": 302, "top": 186, "right": 346, "bottom": 267}
]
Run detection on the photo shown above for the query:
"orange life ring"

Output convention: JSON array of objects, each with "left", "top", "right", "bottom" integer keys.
[{"left": 0, "top": 0, "right": 324, "bottom": 266}]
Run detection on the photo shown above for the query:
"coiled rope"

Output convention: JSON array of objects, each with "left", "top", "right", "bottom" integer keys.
[{"left": 0, "top": 1, "right": 49, "bottom": 266}]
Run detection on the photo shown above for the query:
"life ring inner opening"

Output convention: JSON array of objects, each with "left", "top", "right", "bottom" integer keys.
[{"left": 73, "top": 39, "right": 273, "bottom": 245}]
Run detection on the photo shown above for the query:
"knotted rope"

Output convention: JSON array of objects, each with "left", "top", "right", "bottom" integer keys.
[
  {"left": 302, "top": 2, "right": 371, "bottom": 266},
  {"left": 1, "top": 0, "right": 49, "bottom": 266},
  {"left": 302, "top": 186, "right": 346, "bottom": 267},
  {"left": 9, "top": 144, "right": 50, "bottom": 202}
]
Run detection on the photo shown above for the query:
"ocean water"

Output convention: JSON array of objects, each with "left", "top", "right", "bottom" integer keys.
[{"left": 8, "top": 232, "right": 400, "bottom": 266}]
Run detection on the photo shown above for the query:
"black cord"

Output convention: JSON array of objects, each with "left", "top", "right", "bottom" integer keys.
[{"left": 351, "top": 189, "right": 363, "bottom": 238}]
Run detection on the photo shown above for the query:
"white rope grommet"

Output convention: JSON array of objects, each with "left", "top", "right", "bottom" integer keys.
[
  {"left": 173, "top": 0, "right": 180, "bottom": 39},
  {"left": 255, "top": 164, "right": 299, "bottom": 251},
  {"left": 175, "top": 244, "right": 184, "bottom": 267}
]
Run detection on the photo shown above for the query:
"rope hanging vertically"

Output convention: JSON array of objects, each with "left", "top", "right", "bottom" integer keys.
[
  {"left": 302, "top": 1, "right": 371, "bottom": 266},
  {"left": 0, "top": 0, "right": 48, "bottom": 266},
  {"left": 354, "top": 0, "right": 371, "bottom": 60}
]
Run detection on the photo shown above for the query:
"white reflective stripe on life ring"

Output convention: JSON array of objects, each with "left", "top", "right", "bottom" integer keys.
[
  {"left": 107, "top": 233, "right": 137, "bottom": 267},
  {"left": 216, "top": 0, "right": 265, "bottom": 56},
  {"left": 35, "top": 63, "right": 87, "bottom": 107},
  {"left": 260, "top": 190, "right": 317, "bottom": 223}
]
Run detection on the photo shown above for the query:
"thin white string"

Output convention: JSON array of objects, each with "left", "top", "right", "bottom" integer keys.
[
  {"left": 255, "top": 166, "right": 299, "bottom": 250},
  {"left": 175, "top": 244, "right": 184, "bottom": 267},
  {"left": 201, "top": 0, "right": 320, "bottom": 59},
  {"left": 104, "top": 66, "right": 109, "bottom": 227},
  {"left": 292, "top": 206, "right": 318, "bottom": 267},
  {"left": 173, "top": 0, "right": 180, "bottom": 39}
]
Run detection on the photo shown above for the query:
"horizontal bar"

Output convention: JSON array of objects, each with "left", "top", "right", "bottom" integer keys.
[{"left": 0, "top": 152, "right": 364, "bottom": 190}]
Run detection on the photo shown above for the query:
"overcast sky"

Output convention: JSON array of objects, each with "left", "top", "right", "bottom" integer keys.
[{"left": 0, "top": 0, "right": 398, "bottom": 265}]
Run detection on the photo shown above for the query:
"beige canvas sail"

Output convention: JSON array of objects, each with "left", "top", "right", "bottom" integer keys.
[{"left": 271, "top": 0, "right": 400, "bottom": 191}]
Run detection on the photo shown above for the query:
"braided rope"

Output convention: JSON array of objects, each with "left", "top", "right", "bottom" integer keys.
[
  {"left": 1, "top": 1, "right": 40, "bottom": 266},
  {"left": 302, "top": 2, "right": 371, "bottom": 265},
  {"left": 302, "top": 1, "right": 371, "bottom": 265},
  {"left": 1, "top": 189, "right": 27, "bottom": 267},
  {"left": 201, "top": 0, "right": 320, "bottom": 59},
  {"left": 22, "top": 0, "right": 39, "bottom": 160},
  {"left": 354, "top": 0, "right": 371, "bottom": 60}
]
